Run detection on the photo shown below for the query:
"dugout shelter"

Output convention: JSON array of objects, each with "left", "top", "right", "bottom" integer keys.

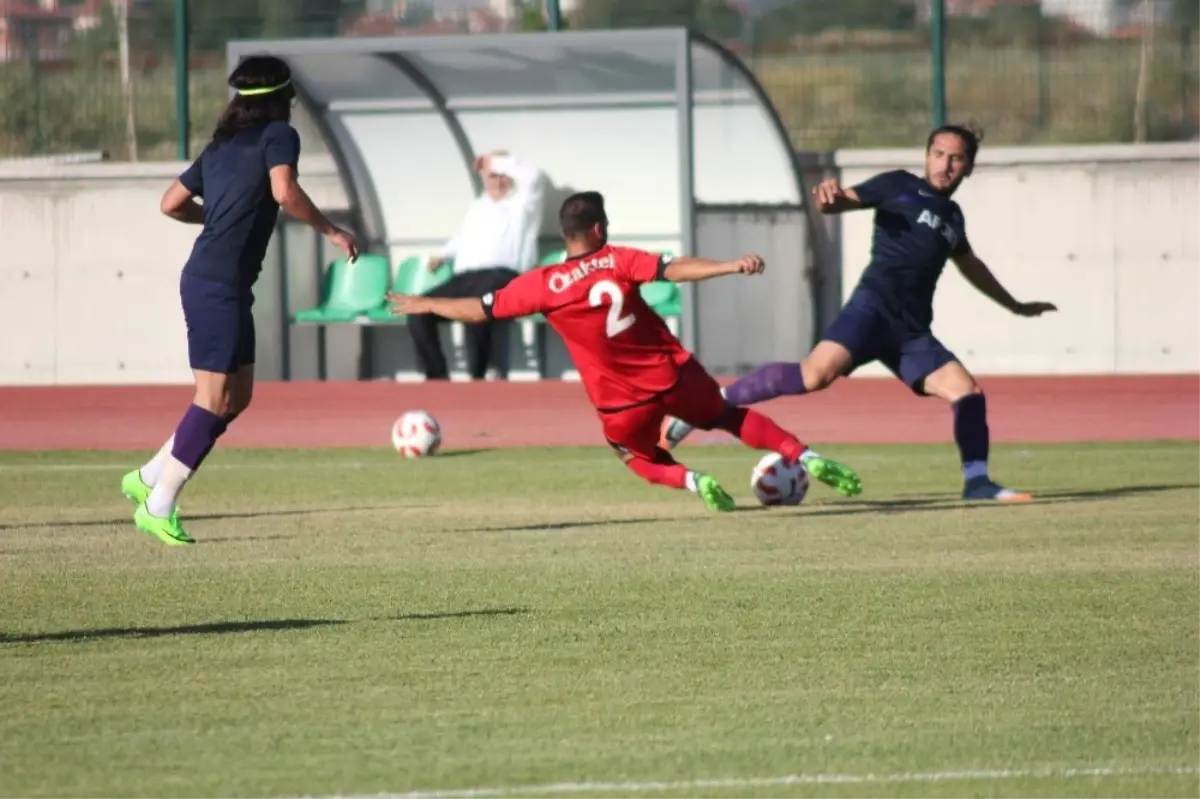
[{"left": 228, "top": 28, "right": 815, "bottom": 381}]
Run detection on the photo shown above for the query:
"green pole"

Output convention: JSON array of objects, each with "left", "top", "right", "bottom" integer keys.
[
  {"left": 930, "top": 0, "right": 946, "bottom": 127},
  {"left": 31, "top": 30, "right": 44, "bottom": 154},
  {"left": 546, "top": 0, "right": 562, "bottom": 31},
  {"left": 175, "top": 0, "right": 190, "bottom": 161}
]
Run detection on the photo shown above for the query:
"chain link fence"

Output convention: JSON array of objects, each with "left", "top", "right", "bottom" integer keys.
[{"left": 1, "top": 0, "right": 1195, "bottom": 160}]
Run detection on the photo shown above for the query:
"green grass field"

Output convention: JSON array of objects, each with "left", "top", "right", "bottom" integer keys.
[{"left": 1, "top": 441, "right": 1197, "bottom": 798}]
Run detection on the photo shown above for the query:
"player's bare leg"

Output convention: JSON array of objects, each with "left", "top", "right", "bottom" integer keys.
[
  {"left": 707, "top": 406, "right": 862, "bottom": 498},
  {"left": 922, "top": 360, "right": 1033, "bottom": 503},
  {"left": 123, "top": 365, "right": 251, "bottom": 512},
  {"left": 126, "top": 367, "right": 252, "bottom": 544},
  {"left": 661, "top": 341, "right": 852, "bottom": 450},
  {"left": 614, "top": 447, "right": 735, "bottom": 512}
]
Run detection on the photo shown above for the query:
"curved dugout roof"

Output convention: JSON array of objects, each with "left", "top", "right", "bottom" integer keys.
[{"left": 229, "top": 29, "right": 802, "bottom": 251}]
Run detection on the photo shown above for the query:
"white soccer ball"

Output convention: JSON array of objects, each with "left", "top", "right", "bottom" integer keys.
[
  {"left": 391, "top": 410, "right": 442, "bottom": 458},
  {"left": 750, "top": 452, "right": 810, "bottom": 506}
]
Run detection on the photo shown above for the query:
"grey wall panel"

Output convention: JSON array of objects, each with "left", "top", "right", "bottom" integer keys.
[{"left": 694, "top": 207, "right": 813, "bottom": 375}]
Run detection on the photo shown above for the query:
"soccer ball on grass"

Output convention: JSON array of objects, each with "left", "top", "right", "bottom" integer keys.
[
  {"left": 750, "top": 452, "right": 810, "bottom": 506},
  {"left": 391, "top": 410, "right": 441, "bottom": 458}
]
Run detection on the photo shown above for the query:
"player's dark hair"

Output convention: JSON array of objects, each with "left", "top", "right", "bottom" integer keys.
[
  {"left": 212, "top": 56, "right": 295, "bottom": 144},
  {"left": 559, "top": 191, "right": 609, "bottom": 239},
  {"left": 926, "top": 123, "right": 984, "bottom": 168}
]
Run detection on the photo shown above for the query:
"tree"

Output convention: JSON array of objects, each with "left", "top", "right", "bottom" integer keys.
[
  {"left": 752, "top": 0, "right": 914, "bottom": 45},
  {"left": 399, "top": 0, "right": 435, "bottom": 28},
  {"left": 136, "top": 0, "right": 364, "bottom": 54},
  {"left": 572, "top": 0, "right": 741, "bottom": 36}
]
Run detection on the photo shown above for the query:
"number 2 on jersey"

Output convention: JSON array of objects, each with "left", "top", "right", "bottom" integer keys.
[{"left": 589, "top": 280, "right": 636, "bottom": 338}]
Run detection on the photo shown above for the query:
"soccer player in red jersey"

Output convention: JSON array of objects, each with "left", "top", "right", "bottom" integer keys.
[{"left": 388, "top": 191, "right": 862, "bottom": 511}]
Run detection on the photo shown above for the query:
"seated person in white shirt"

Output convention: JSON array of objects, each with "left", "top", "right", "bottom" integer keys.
[{"left": 409, "top": 151, "right": 545, "bottom": 381}]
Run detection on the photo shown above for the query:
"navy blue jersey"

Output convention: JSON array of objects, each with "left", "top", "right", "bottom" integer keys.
[
  {"left": 850, "top": 169, "right": 967, "bottom": 328},
  {"left": 178, "top": 120, "right": 300, "bottom": 290}
]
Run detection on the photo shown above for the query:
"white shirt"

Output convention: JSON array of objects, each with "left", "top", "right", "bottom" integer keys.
[{"left": 442, "top": 155, "right": 545, "bottom": 273}]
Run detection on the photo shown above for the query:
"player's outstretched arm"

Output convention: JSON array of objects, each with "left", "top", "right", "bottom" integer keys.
[
  {"left": 662, "top": 254, "right": 764, "bottom": 283},
  {"left": 386, "top": 293, "right": 489, "bottom": 323},
  {"left": 951, "top": 244, "right": 1057, "bottom": 317},
  {"left": 269, "top": 165, "right": 359, "bottom": 262}
]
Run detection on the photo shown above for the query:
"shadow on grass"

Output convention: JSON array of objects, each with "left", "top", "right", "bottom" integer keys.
[
  {"left": 0, "top": 504, "right": 436, "bottom": 532},
  {"left": 466, "top": 518, "right": 665, "bottom": 533},
  {"left": 432, "top": 449, "right": 489, "bottom": 459},
  {"left": 809, "top": 481, "right": 1198, "bottom": 517},
  {"left": 0, "top": 607, "right": 531, "bottom": 646},
  {"left": 459, "top": 482, "right": 1199, "bottom": 533}
]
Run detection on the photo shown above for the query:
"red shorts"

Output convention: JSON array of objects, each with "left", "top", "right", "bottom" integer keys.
[{"left": 599, "top": 357, "right": 726, "bottom": 462}]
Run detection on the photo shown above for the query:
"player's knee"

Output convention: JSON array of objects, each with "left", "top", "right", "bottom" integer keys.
[
  {"left": 192, "top": 374, "right": 233, "bottom": 415},
  {"left": 607, "top": 441, "right": 635, "bottom": 464},
  {"left": 711, "top": 404, "right": 746, "bottom": 434},
  {"left": 924, "top": 362, "right": 980, "bottom": 403},
  {"left": 801, "top": 358, "right": 840, "bottom": 391},
  {"left": 803, "top": 342, "right": 853, "bottom": 390},
  {"left": 228, "top": 388, "right": 253, "bottom": 417}
]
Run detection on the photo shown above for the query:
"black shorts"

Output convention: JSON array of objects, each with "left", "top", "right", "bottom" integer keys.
[
  {"left": 180, "top": 273, "right": 255, "bottom": 374},
  {"left": 823, "top": 286, "right": 957, "bottom": 395}
]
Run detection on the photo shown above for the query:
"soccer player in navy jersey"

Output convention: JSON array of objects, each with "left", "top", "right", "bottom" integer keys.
[
  {"left": 662, "top": 125, "right": 1057, "bottom": 502},
  {"left": 120, "top": 56, "right": 358, "bottom": 545},
  {"left": 387, "top": 191, "right": 862, "bottom": 511}
]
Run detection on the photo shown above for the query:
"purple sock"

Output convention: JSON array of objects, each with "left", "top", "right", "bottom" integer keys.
[
  {"left": 952, "top": 393, "right": 989, "bottom": 468},
  {"left": 723, "top": 362, "right": 806, "bottom": 406},
  {"left": 170, "top": 404, "right": 228, "bottom": 470}
]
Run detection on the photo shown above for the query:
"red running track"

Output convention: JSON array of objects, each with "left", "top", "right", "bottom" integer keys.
[{"left": 0, "top": 375, "right": 1195, "bottom": 451}]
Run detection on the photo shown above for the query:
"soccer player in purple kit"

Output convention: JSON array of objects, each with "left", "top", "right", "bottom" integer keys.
[
  {"left": 661, "top": 125, "right": 1057, "bottom": 502},
  {"left": 120, "top": 56, "right": 358, "bottom": 545}
]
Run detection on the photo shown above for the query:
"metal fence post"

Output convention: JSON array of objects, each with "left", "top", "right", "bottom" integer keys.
[
  {"left": 931, "top": 0, "right": 946, "bottom": 127},
  {"left": 175, "top": 0, "right": 190, "bottom": 161}
]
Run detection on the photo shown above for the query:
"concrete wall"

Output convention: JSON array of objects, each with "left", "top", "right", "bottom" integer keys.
[
  {"left": 0, "top": 143, "right": 1196, "bottom": 385},
  {"left": 827, "top": 142, "right": 1199, "bottom": 377},
  {"left": 0, "top": 155, "right": 348, "bottom": 385}
]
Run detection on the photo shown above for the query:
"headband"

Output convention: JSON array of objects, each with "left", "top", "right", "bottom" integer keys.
[{"left": 236, "top": 79, "right": 292, "bottom": 97}]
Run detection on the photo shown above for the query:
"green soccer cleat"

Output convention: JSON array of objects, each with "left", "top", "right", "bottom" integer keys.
[
  {"left": 121, "top": 469, "right": 152, "bottom": 506},
  {"left": 802, "top": 453, "right": 864, "bottom": 498},
  {"left": 133, "top": 502, "right": 195, "bottom": 546},
  {"left": 696, "top": 473, "right": 736, "bottom": 512}
]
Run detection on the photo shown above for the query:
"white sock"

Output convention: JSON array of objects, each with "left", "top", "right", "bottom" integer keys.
[
  {"left": 685, "top": 471, "right": 699, "bottom": 492},
  {"left": 146, "top": 455, "right": 194, "bottom": 517},
  {"left": 963, "top": 460, "right": 988, "bottom": 481},
  {"left": 800, "top": 448, "right": 820, "bottom": 464},
  {"left": 719, "top": 386, "right": 728, "bottom": 399},
  {"left": 139, "top": 435, "right": 175, "bottom": 487}
]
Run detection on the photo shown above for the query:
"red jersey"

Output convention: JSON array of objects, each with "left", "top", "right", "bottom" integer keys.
[{"left": 481, "top": 244, "right": 691, "bottom": 411}]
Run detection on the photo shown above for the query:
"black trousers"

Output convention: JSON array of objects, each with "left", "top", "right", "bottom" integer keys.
[{"left": 407, "top": 266, "right": 520, "bottom": 380}]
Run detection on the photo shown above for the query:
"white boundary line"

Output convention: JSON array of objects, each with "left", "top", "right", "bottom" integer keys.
[{"left": 312, "top": 765, "right": 1199, "bottom": 799}]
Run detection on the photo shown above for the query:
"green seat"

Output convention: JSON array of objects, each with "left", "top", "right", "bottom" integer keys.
[
  {"left": 639, "top": 280, "right": 682, "bottom": 318},
  {"left": 538, "top": 249, "right": 567, "bottom": 266},
  {"left": 293, "top": 253, "right": 390, "bottom": 323},
  {"left": 366, "top": 255, "right": 454, "bottom": 322}
]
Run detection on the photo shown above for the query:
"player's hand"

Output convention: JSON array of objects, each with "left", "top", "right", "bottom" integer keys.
[
  {"left": 812, "top": 178, "right": 847, "bottom": 212},
  {"left": 327, "top": 227, "right": 358, "bottom": 263},
  {"left": 1014, "top": 301, "right": 1057, "bottom": 317},
  {"left": 733, "top": 254, "right": 765, "bottom": 275},
  {"left": 427, "top": 255, "right": 446, "bottom": 272},
  {"left": 386, "top": 292, "right": 422, "bottom": 316},
  {"left": 474, "top": 154, "right": 492, "bottom": 174}
]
